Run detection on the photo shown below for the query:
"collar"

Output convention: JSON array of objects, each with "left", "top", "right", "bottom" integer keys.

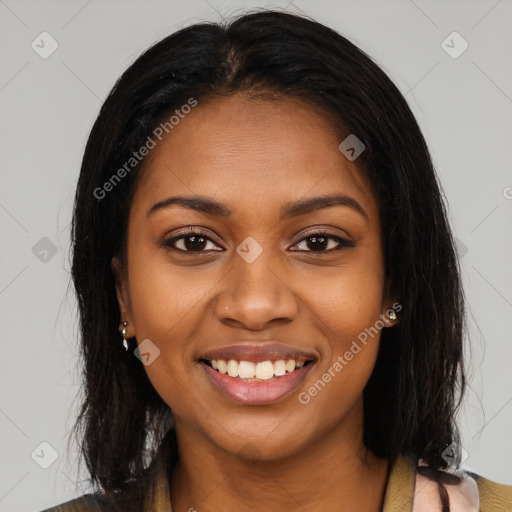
[{"left": 382, "top": 452, "right": 417, "bottom": 511}]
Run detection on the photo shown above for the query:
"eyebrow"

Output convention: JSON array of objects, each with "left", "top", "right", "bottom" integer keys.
[{"left": 147, "top": 194, "right": 369, "bottom": 223}]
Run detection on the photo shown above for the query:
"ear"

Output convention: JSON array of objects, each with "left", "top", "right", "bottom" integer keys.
[
  {"left": 111, "top": 255, "right": 134, "bottom": 337},
  {"left": 380, "top": 277, "right": 401, "bottom": 327},
  {"left": 380, "top": 299, "right": 401, "bottom": 327}
]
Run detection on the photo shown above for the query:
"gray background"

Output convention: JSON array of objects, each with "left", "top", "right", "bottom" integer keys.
[{"left": 0, "top": 0, "right": 511, "bottom": 510}]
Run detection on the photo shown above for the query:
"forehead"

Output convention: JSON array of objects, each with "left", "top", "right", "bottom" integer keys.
[{"left": 131, "top": 94, "right": 377, "bottom": 222}]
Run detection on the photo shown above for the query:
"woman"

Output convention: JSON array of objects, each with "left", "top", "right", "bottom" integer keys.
[{"left": 40, "top": 9, "right": 512, "bottom": 512}]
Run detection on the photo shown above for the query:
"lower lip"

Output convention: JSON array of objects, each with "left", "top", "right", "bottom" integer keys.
[{"left": 200, "top": 361, "right": 314, "bottom": 405}]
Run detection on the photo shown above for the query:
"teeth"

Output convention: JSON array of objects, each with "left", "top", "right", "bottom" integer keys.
[
  {"left": 218, "top": 360, "right": 228, "bottom": 374},
  {"left": 285, "top": 359, "right": 296, "bottom": 373},
  {"left": 274, "top": 360, "right": 286, "bottom": 376},
  {"left": 255, "top": 361, "right": 274, "bottom": 380},
  {"left": 227, "top": 359, "right": 238, "bottom": 377},
  {"left": 209, "top": 358, "right": 306, "bottom": 380},
  {"left": 238, "top": 361, "right": 256, "bottom": 379}
]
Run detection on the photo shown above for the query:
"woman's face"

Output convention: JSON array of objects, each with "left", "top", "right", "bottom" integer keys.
[{"left": 113, "top": 93, "right": 396, "bottom": 460}]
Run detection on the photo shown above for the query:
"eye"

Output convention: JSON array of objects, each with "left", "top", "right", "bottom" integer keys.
[
  {"left": 161, "top": 228, "right": 356, "bottom": 254},
  {"left": 290, "top": 231, "right": 356, "bottom": 253},
  {"left": 161, "top": 229, "right": 223, "bottom": 253}
]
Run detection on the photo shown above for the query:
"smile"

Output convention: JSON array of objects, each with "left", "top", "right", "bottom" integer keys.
[
  {"left": 198, "top": 342, "right": 317, "bottom": 405},
  {"left": 205, "top": 358, "right": 310, "bottom": 381}
]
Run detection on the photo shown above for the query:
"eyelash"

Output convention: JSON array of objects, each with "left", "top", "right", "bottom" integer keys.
[{"left": 161, "top": 228, "right": 356, "bottom": 254}]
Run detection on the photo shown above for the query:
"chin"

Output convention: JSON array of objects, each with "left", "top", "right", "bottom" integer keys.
[{"left": 197, "top": 411, "right": 319, "bottom": 462}]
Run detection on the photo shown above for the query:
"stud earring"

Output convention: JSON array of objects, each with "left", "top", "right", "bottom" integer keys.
[
  {"left": 388, "top": 310, "right": 397, "bottom": 321},
  {"left": 121, "top": 321, "right": 129, "bottom": 351}
]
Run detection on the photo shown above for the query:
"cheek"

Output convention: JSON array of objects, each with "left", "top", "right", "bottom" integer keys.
[
  {"left": 300, "top": 248, "right": 385, "bottom": 351},
  {"left": 297, "top": 247, "right": 385, "bottom": 395},
  {"left": 125, "top": 245, "right": 221, "bottom": 403},
  {"left": 293, "top": 275, "right": 384, "bottom": 437},
  {"left": 125, "top": 253, "right": 208, "bottom": 419},
  {"left": 127, "top": 242, "right": 217, "bottom": 341}
]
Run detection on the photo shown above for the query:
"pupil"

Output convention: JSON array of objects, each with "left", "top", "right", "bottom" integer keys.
[
  {"left": 307, "top": 236, "right": 327, "bottom": 251},
  {"left": 185, "top": 235, "right": 206, "bottom": 251}
]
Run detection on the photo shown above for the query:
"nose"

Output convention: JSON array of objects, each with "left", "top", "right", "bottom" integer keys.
[{"left": 215, "top": 252, "right": 299, "bottom": 331}]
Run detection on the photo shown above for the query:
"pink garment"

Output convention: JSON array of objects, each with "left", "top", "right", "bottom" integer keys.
[{"left": 412, "top": 460, "right": 479, "bottom": 511}]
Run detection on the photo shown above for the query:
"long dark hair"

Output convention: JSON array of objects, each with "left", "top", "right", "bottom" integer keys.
[{"left": 69, "top": 8, "right": 466, "bottom": 509}]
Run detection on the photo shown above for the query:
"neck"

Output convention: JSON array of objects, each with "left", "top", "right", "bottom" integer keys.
[{"left": 170, "top": 402, "right": 390, "bottom": 512}]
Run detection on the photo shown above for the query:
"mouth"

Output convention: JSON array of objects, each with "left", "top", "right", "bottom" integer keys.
[
  {"left": 201, "top": 358, "right": 313, "bottom": 381},
  {"left": 197, "top": 343, "right": 317, "bottom": 405}
]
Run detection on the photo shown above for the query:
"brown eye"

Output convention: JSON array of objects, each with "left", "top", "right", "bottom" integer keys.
[
  {"left": 162, "top": 230, "right": 223, "bottom": 253},
  {"left": 291, "top": 232, "right": 356, "bottom": 253}
]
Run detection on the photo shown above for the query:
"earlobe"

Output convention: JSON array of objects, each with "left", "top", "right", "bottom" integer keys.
[{"left": 381, "top": 299, "right": 401, "bottom": 327}]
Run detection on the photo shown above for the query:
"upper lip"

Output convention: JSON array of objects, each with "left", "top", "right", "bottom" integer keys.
[{"left": 199, "top": 342, "right": 318, "bottom": 363}]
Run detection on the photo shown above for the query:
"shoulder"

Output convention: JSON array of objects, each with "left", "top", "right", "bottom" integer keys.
[
  {"left": 38, "top": 433, "right": 174, "bottom": 512},
  {"left": 37, "top": 490, "right": 139, "bottom": 512},
  {"left": 413, "top": 461, "right": 512, "bottom": 512},
  {"left": 470, "top": 471, "right": 512, "bottom": 511},
  {"left": 38, "top": 493, "right": 108, "bottom": 512}
]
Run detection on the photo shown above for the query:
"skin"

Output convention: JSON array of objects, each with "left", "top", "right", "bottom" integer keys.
[{"left": 112, "top": 93, "right": 398, "bottom": 511}]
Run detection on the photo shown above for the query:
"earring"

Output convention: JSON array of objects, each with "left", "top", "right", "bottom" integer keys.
[
  {"left": 121, "top": 321, "right": 129, "bottom": 351},
  {"left": 388, "top": 310, "right": 397, "bottom": 321}
]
